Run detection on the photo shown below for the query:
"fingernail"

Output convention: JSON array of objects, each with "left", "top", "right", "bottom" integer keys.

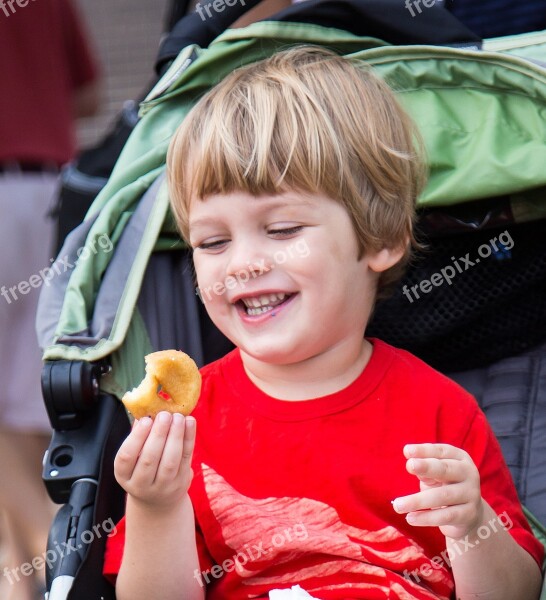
[
  {"left": 392, "top": 499, "right": 403, "bottom": 512},
  {"left": 405, "top": 444, "right": 416, "bottom": 456},
  {"left": 173, "top": 413, "right": 184, "bottom": 425},
  {"left": 408, "top": 458, "right": 416, "bottom": 471},
  {"left": 140, "top": 417, "right": 152, "bottom": 427},
  {"left": 185, "top": 416, "right": 196, "bottom": 429},
  {"left": 158, "top": 412, "right": 170, "bottom": 423},
  {"left": 406, "top": 513, "right": 417, "bottom": 524}
]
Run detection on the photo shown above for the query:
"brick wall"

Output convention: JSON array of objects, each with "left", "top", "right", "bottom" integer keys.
[{"left": 74, "top": 0, "right": 171, "bottom": 150}]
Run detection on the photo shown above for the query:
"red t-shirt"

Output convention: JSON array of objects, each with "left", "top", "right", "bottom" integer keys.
[
  {"left": 0, "top": 0, "right": 99, "bottom": 165},
  {"left": 104, "top": 339, "right": 543, "bottom": 599}
]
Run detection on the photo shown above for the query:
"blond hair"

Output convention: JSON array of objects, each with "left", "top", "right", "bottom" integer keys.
[{"left": 167, "top": 45, "right": 426, "bottom": 295}]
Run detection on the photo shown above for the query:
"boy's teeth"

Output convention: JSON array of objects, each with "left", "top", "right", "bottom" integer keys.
[
  {"left": 241, "top": 293, "right": 287, "bottom": 308},
  {"left": 246, "top": 305, "right": 275, "bottom": 316}
]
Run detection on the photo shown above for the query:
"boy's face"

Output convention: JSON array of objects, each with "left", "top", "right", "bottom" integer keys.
[{"left": 188, "top": 190, "right": 390, "bottom": 366}]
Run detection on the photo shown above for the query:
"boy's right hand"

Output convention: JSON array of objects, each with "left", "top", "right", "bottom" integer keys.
[{"left": 114, "top": 411, "right": 196, "bottom": 511}]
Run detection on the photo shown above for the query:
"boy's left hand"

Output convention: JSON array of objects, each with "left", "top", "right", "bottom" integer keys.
[{"left": 392, "top": 443, "right": 485, "bottom": 541}]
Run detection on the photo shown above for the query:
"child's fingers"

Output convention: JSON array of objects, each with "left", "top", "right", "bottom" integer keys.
[
  {"left": 155, "top": 413, "right": 187, "bottom": 483},
  {"left": 115, "top": 417, "right": 153, "bottom": 480},
  {"left": 403, "top": 443, "right": 467, "bottom": 461},
  {"left": 130, "top": 412, "right": 172, "bottom": 485},
  {"left": 179, "top": 416, "right": 196, "bottom": 475},
  {"left": 393, "top": 483, "right": 470, "bottom": 514},
  {"left": 406, "top": 457, "right": 472, "bottom": 484},
  {"left": 402, "top": 505, "right": 470, "bottom": 528}
]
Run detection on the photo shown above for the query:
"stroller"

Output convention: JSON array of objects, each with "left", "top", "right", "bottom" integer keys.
[{"left": 36, "top": 1, "right": 546, "bottom": 598}]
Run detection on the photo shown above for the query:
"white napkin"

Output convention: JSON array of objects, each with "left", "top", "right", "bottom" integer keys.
[{"left": 269, "top": 585, "right": 321, "bottom": 599}]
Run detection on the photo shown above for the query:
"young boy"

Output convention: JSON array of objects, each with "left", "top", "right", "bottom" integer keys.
[{"left": 104, "top": 46, "right": 543, "bottom": 599}]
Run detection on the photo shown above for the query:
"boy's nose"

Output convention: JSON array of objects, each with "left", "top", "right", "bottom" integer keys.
[{"left": 226, "top": 244, "right": 272, "bottom": 281}]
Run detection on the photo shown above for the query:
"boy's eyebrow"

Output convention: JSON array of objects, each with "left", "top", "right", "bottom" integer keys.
[
  {"left": 189, "top": 216, "right": 223, "bottom": 229},
  {"left": 189, "top": 197, "right": 314, "bottom": 229},
  {"left": 261, "top": 197, "right": 315, "bottom": 210}
]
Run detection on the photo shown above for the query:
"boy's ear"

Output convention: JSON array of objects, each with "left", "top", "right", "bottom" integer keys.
[{"left": 366, "top": 246, "right": 406, "bottom": 273}]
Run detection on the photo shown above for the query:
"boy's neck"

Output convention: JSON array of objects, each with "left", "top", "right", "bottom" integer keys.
[{"left": 239, "top": 337, "right": 373, "bottom": 401}]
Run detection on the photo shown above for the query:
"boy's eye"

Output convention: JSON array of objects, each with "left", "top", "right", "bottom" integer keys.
[
  {"left": 196, "top": 240, "right": 227, "bottom": 250},
  {"left": 195, "top": 225, "right": 303, "bottom": 250},
  {"left": 268, "top": 226, "right": 303, "bottom": 236}
]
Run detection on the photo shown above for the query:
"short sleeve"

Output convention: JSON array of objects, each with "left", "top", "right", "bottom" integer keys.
[
  {"left": 461, "top": 407, "right": 544, "bottom": 569},
  {"left": 196, "top": 521, "right": 215, "bottom": 574},
  {"left": 103, "top": 515, "right": 126, "bottom": 586},
  {"left": 103, "top": 513, "right": 216, "bottom": 586}
]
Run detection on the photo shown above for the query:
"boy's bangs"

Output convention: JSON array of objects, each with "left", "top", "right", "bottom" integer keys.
[
  {"left": 174, "top": 70, "right": 343, "bottom": 205},
  {"left": 168, "top": 44, "right": 425, "bottom": 294}
]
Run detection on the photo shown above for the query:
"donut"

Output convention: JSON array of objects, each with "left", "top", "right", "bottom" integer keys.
[{"left": 122, "top": 350, "right": 201, "bottom": 419}]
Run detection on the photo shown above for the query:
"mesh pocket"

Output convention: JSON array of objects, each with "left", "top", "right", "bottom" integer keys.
[{"left": 367, "top": 219, "right": 546, "bottom": 372}]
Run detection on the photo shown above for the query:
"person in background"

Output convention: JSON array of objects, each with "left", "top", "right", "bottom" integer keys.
[{"left": 0, "top": 2, "right": 100, "bottom": 599}]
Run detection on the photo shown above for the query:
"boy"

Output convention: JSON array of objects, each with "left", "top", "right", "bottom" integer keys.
[{"left": 104, "top": 46, "right": 543, "bottom": 599}]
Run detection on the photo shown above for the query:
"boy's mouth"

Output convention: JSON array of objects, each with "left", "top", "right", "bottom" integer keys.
[{"left": 236, "top": 292, "right": 295, "bottom": 316}]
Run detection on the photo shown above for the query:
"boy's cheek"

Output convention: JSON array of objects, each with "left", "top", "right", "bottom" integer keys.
[
  {"left": 224, "top": 276, "right": 239, "bottom": 291},
  {"left": 292, "top": 238, "right": 310, "bottom": 258}
]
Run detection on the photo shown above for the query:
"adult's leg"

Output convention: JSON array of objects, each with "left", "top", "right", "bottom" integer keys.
[
  {"left": 0, "top": 431, "right": 54, "bottom": 600},
  {"left": 0, "top": 172, "right": 58, "bottom": 600}
]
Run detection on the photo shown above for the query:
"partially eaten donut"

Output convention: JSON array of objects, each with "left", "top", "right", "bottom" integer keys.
[{"left": 122, "top": 350, "right": 201, "bottom": 419}]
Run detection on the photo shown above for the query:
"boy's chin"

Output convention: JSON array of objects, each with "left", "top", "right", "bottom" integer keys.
[
  {"left": 239, "top": 342, "right": 314, "bottom": 366},
  {"left": 240, "top": 346, "right": 293, "bottom": 365}
]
